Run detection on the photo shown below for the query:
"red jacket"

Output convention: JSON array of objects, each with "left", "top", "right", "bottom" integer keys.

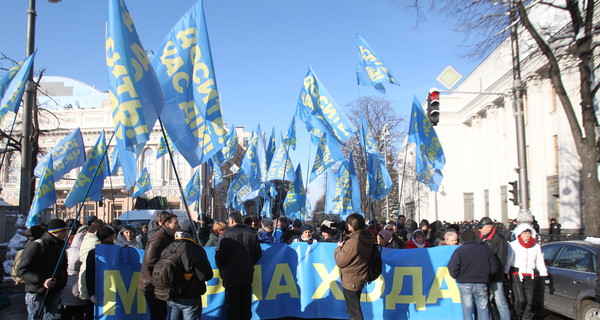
[{"left": 405, "top": 240, "right": 431, "bottom": 249}]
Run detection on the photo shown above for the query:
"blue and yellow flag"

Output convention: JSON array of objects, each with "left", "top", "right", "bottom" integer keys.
[
  {"left": 213, "top": 125, "right": 238, "bottom": 165},
  {"left": 267, "top": 142, "right": 295, "bottom": 182},
  {"left": 108, "top": 147, "right": 119, "bottom": 176},
  {"left": 185, "top": 169, "right": 201, "bottom": 204},
  {"left": 295, "top": 67, "right": 357, "bottom": 144},
  {"left": 359, "top": 114, "right": 378, "bottom": 154},
  {"left": 0, "top": 53, "right": 35, "bottom": 124},
  {"left": 324, "top": 169, "right": 337, "bottom": 215},
  {"left": 282, "top": 117, "right": 297, "bottom": 150},
  {"left": 260, "top": 197, "right": 272, "bottom": 218},
  {"left": 367, "top": 152, "right": 392, "bottom": 201},
  {"left": 34, "top": 127, "right": 85, "bottom": 181},
  {"left": 226, "top": 171, "right": 252, "bottom": 209},
  {"left": 132, "top": 167, "right": 152, "bottom": 198},
  {"left": 64, "top": 131, "right": 108, "bottom": 208},
  {"left": 27, "top": 155, "right": 56, "bottom": 227},
  {"left": 333, "top": 153, "right": 363, "bottom": 220},
  {"left": 151, "top": 0, "right": 226, "bottom": 167},
  {"left": 408, "top": 96, "right": 445, "bottom": 191},
  {"left": 156, "top": 132, "right": 176, "bottom": 159},
  {"left": 106, "top": 0, "right": 163, "bottom": 153},
  {"left": 356, "top": 34, "right": 398, "bottom": 94},
  {"left": 0, "top": 58, "right": 28, "bottom": 99},
  {"left": 284, "top": 165, "right": 309, "bottom": 221},
  {"left": 266, "top": 128, "right": 276, "bottom": 167},
  {"left": 237, "top": 130, "right": 264, "bottom": 200},
  {"left": 255, "top": 125, "right": 268, "bottom": 183},
  {"left": 208, "top": 158, "right": 223, "bottom": 186},
  {"left": 111, "top": 139, "right": 138, "bottom": 189},
  {"left": 310, "top": 132, "right": 344, "bottom": 182}
]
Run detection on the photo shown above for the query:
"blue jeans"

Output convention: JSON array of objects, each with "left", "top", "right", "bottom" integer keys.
[
  {"left": 458, "top": 283, "right": 490, "bottom": 320},
  {"left": 26, "top": 291, "right": 61, "bottom": 320},
  {"left": 167, "top": 298, "right": 202, "bottom": 320},
  {"left": 489, "top": 281, "right": 511, "bottom": 320}
]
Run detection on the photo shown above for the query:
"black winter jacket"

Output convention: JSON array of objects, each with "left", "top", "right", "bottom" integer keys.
[
  {"left": 215, "top": 224, "right": 262, "bottom": 288},
  {"left": 448, "top": 240, "right": 500, "bottom": 284},
  {"left": 139, "top": 226, "right": 176, "bottom": 292},
  {"left": 480, "top": 227, "right": 508, "bottom": 282},
  {"left": 17, "top": 232, "right": 68, "bottom": 294},
  {"left": 164, "top": 238, "right": 213, "bottom": 299}
]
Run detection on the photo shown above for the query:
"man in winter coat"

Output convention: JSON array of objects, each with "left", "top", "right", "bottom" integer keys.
[
  {"left": 18, "top": 219, "right": 69, "bottom": 320},
  {"left": 448, "top": 229, "right": 500, "bottom": 320},
  {"left": 140, "top": 213, "right": 180, "bottom": 320},
  {"left": 334, "top": 213, "right": 375, "bottom": 320},
  {"left": 476, "top": 216, "right": 511, "bottom": 320},
  {"left": 162, "top": 220, "right": 213, "bottom": 319},
  {"left": 215, "top": 211, "right": 262, "bottom": 320}
]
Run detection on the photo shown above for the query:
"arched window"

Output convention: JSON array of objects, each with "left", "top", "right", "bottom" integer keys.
[
  {"left": 167, "top": 151, "right": 184, "bottom": 181},
  {"left": 142, "top": 148, "right": 155, "bottom": 175}
]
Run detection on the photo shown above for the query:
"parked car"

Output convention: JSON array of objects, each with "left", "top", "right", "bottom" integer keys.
[{"left": 539, "top": 240, "right": 599, "bottom": 320}]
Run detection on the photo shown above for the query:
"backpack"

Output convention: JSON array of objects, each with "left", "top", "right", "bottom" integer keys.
[
  {"left": 151, "top": 243, "right": 186, "bottom": 301},
  {"left": 11, "top": 239, "right": 44, "bottom": 285},
  {"left": 366, "top": 243, "right": 382, "bottom": 283}
]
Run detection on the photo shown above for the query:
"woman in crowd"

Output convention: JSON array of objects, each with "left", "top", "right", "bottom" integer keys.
[
  {"left": 405, "top": 230, "right": 431, "bottom": 249},
  {"left": 293, "top": 224, "right": 318, "bottom": 244},
  {"left": 334, "top": 213, "right": 374, "bottom": 320},
  {"left": 116, "top": 225, "right": 143, "bottom": 249},
  {"left": 204, "top": 222, "right": 228, "bottom": 247},
  {"left": 505, "top": 223, "right": 548, "bottom": 320}
]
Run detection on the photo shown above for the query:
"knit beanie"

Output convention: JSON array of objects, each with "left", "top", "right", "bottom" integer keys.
[
  {"left": 97, "top": 225, "right": 116, "bottom": 241},
  {"left": 300, "top": 224, "right": 312, "bottom": 234},
  {"left": 378, "top": 230, "right": 392, "bottom": 243},
  {"left": 47, "top": 219, "right": 68, "bottom": 233},
  {"left": 292, "top": 219, "right": 303, "bottom": 229}
]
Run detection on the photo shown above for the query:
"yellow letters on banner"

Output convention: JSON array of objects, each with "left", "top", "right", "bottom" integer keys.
[
  {"left": 252, "top": 265, "right": 263, "bottom": 301},
  {"left": 426, "top": 267, "right": 461, "bottom": 304},
  {"left": 203, "top": 269, "right": 224, "bottom": 308},
  {"left": 265, "top": 264, "right": 299, "bottom": 300},
  {"left": 311, "top": 264, "right": 343, "bottom": 300},
  {"left": 361, "top": 276, "right": 385, "bottom": 302},
  {"left": 102, "top": 270, "right": 145, "bottom": 315},
  {"left": 386, "top": 267, "right": 426, "bottom": 311}
]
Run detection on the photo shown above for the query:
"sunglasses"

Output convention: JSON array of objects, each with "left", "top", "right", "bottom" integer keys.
[{"left": 384, "top": 228, "right": 393, "bottom": 231}]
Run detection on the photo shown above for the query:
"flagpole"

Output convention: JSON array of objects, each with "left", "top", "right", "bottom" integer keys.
[
  {"left": 158, "top": 118, "right": 200, "bottom": 244},
  {"left": 37, "top": 130, "right": 114, "bottom": 319}
]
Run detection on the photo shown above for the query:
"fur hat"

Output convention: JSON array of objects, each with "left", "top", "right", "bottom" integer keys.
[
  {"left": 513, "top": 223, "right": 537, "bottom": 239},
  {"left": 96, "top": 225, "right": 116, "bottom": 241}
]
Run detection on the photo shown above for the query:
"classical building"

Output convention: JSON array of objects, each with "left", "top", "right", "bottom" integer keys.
[
  {"left": 0, "top": 76, "right": 249, "bottom": 223},
  {"left": 400, "top": 25, "right": 587, "bottom": 233}
]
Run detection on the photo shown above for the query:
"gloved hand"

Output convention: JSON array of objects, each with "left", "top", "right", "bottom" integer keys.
[
  {"left": 543, "top": 276, "right": 550, "bottom": 285},
  {"left": 90, "top": 295, "right": 98, "bottom": 304}
]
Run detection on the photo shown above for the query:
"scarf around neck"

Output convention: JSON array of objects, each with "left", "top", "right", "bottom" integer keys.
[{"left": 518, "top": 236, "right": 536, "bottom": 248}]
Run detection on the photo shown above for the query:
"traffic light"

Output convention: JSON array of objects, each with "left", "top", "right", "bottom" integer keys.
[
  {"left": 508, "top": 180, "right": 519, "bottom": 206},
  {"left": 427, "top": 88, "right": 440, "bottom": 126}
]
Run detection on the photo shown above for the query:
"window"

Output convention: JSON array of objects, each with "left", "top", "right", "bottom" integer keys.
[
  {"left": 142, "top": 148, "right": 155, "bottom": 175},
  {"left": 550, "top": 245, "right": 595, "bottom": 272},
  {"left": 541, "top": 244, "right": 561, "bottom": 265},
  {"left": 85, "top": 204, "right": 95, "bottom": 217}
]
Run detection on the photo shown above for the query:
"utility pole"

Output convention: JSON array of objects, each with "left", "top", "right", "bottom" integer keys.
[
  {"left": 19, "top": 0, "right": 38, "bottom": 216},
  {"left": 509, "top": 0, "right": 532, "bottom": 224}
]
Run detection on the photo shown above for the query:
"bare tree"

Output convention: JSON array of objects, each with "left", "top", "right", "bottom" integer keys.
[
  {"left": 343, "top": 96, "right": 406, "bottom": 222},
  {"left": 412, "top": 0, "right": 600, "bottom": 236}
]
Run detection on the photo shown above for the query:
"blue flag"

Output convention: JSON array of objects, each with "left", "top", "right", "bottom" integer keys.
[
  {"left": 260, "top": 197, "right": 272, "bottom": 218},
  {"left": 64, "top": 131, "right": 108, "bottom": 208},
  {"left": 34, "top": 128, "right": 86, "bottom": 181},
  {"left": 108, "top": 147, "right": 119, "bottom": 176},
  {"left": 185, "top": 169, "right": 201, "bottom": 204},
  {"left": 236, "top": 130, "right": 263, "bottom": 200},
  {"left": 359, "top": 114, "right": 378, "bottom": 154},
  {"left": 0, "top": 58, "right": 27, "bottom": 99},
  {"left": 366, "top": 152, "right": 392, "bottom": 201},
  {"left": 112, "top": 139, "right": 138, "bottom": 189},
  {"left": 332, "top": 153, "right": 363, "bottom": 220},
  {"left": 266, "top": 128, "right": 276, "bottom": 167},
  {"left": 284, "top": 165, "right": 309, "bottom": 221},
  {"left": 356, "top": 33, "right": 398, "bottom": 94},
  {"left": 156, "top": 132, "right": 176, "bottom": 159},
  {"left": 226, "top": 171, "right": 251, "bottom": 209},
  {"left": 132, "top": 167, "right": 152, "bottom": 198},
  {"left": 295, "top": 67, "right": 357, "bottom": 144},
  {"left": 266, "top": 143, "right": 295, "bottom": 182},
  {"left": 0, "top": 53, "right": 35, "bottom": 124},
  {"left": 282, "top": 117, "right": 297, "bottom": 150},
  {"left": 213, "top": 125, "right": 237, "bottom": 165},
  {"left": 152, "top": 1, "right": 226, "bottom": 167},
  {"left": 310, "top": 132, "right": 344, "bottom": 182},
  {"left": 208, "top": 158, "right": 223, "bottom": 186},
  {"left": 408, "top": 96, "right": 445, "bottom": 191},
  {"left": 324, "top": 169, "right": 337, "bottom": 215},
  {"left": 27, "top": 156, "right": 56, "bottom": 227},
  {"left": 106, "top": 0, "right": 164, "bottom": 153},
  {"left": 255, "top": 125, "right": 268, "bottom": 183}
]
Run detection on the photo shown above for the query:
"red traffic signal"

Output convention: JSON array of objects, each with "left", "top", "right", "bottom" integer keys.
[{"left": 427, "top": 88, "right": 440, "bottom": 126}]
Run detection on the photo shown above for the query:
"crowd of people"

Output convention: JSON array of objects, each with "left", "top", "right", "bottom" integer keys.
[{"left": 12, "top": 211, "right": 558, "bottom": 320}]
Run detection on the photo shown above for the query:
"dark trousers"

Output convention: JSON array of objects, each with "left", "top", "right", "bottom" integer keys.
[
  {"left": 144, "top": 291, "right": 167, "bottom": 320},
  {"left": 343, "top": 288, "right": 363, "bottom": 320},
  {"left": 511, "top": 275, "right": 536, "bottom": 319},
  {"left": 61, "top": 305, "right": 87, "bottom": 320},
  {"left": 224, "top": 284, "right": 252, "bottom": 320}
]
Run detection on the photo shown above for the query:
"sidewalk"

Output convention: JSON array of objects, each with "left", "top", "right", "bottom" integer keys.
[{"left": 0, "top": 281, "right": 27, "bottom": 320}]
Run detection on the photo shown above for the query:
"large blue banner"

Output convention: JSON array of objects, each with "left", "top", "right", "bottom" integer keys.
[{"left": 94, "top": 243, "right": 462, "bottom": 320}]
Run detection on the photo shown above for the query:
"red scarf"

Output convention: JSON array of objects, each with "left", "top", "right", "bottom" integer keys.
[
  {"left": 480, "top": 226, "right": 497, "bottom": 240},
  {"left": 518, "top": 236, "right": 536, "bottom": 248}
]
